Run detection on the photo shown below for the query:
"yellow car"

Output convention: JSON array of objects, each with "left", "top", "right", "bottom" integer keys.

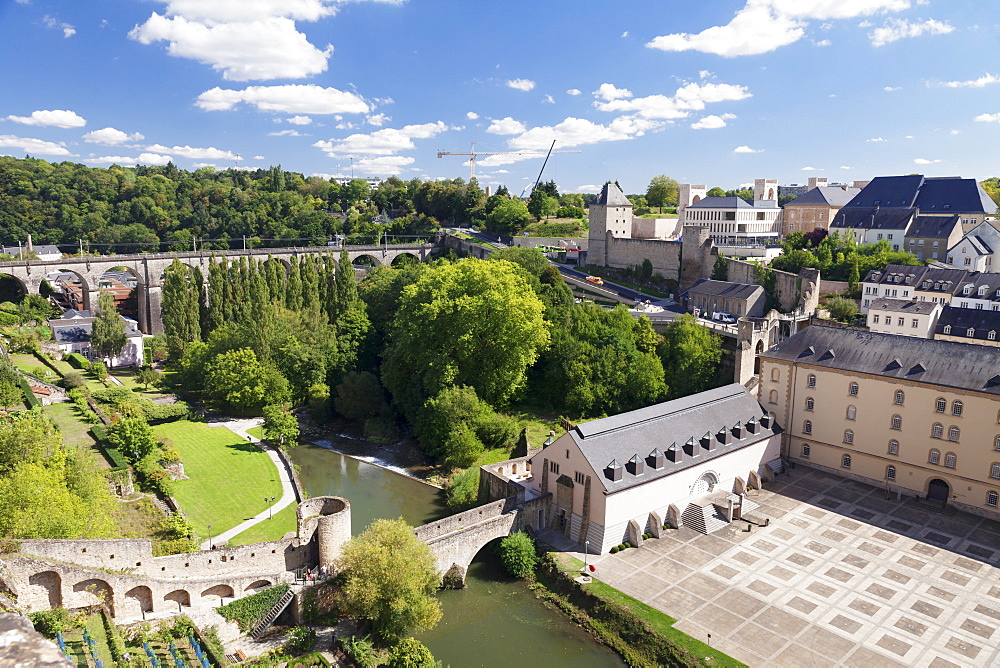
[{"left": 585, "top": 275, "right": 604, "bottom": 285}]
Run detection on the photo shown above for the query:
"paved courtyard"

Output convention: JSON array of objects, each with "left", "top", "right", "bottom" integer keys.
[{"left": 583, "top": 466, "right": 1000, "bottom": 667}]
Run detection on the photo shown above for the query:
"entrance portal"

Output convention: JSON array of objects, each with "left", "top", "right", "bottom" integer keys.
[
  {"left": 927, "top": 478, "right": 950, "bottom": 504},
  {"left": 690, "top": 471, "right": 719, "bottom": 496}
]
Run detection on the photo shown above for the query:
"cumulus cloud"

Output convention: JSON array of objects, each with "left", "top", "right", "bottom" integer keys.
[
  {"left": 914, "top": 158, "right": 941, "bottom": 164},
  {"left": 196, "top": 84, "right": 369, "bottom": 114},
  {"left": 942, "top": 73, "right": 1000, "bottom": 88},
  {"left": 466, "top": 111, "right": 479, "bottom": 119},
  {"left": 593, "top": 83, "right": 632, "bottom": 101},
  {"left": 5, "top": 109, "right": 86, "bottom": 128},
  {"left": 576, "top": 184, "right": 601, "bottom": 193},
  {"left": 269, "top": 129, "right": 303, "bottom": 136},
  {"left": 313, "top": 121, "right": 450, "bottom": 156},
  {"left": 486, "top": 117, "right": 527, "bottom": 135},
  {"left": 733, "top": 145, "right": 762, "bottom": 153},
  {"left": 647, "top": 0, "right": 912, "bottom": 57},
  {"left": 287, "top": 115, "right": 313, "bottom": 125},
  {"left": 0, "top": 134, "right": 73, "bottom": 156},
  {"left": 254, "top": 155, "right": 265, "bottom": 160},
  {"left": 884, "top": 86, "right": 901, "bottom": 91},
  {"left": 506, "top": 78, "right": 535, "bottom": 91},
  {"left": 43, "top": 15, "right": 76, "bottom": 38},
  {"left": 366, "top": 113, "right": 390, "bottom": 126},
  {"left": 869, "top": 18, "right": 954, "bottom": 46},
  {"left": 83, "top": 127, "right": 145, "bottom": 144},
  {"left": 840, "top": 165, "right": 852, "bottom": 169},
  {"left": 84, "top": 153, "right": 173, "bottom": 166},
  {"left": 814, "top": 39, "right": 831, "bottom": 46},
  {"left": 145, "top": 143, "right": 238, "bottom": 160},
  {"left": 351, "top": 155, "right": 415, "bottom": 174},
  {"left": 974, "top": 112, "right": 1000, "bottom": 123},
  {"left": 691, "top": 113, "right": 736, "bottom": 129},
  {"left": 801, "top": 166, "right": 819, "bottom": 171},
  {"left": 566, "top": 89, "right": 582, "bottom": 96},
  {"left": 594, "top": 82, "right": 751, "bottom": 120},
  {"left": 507, "top": 116, "right": 662, "bottom": 151},
  {"left": 867, "top": 136, "right": 886, "bottom": 142}
]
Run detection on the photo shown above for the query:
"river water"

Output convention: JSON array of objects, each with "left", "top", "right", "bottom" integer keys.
[{"left": 290, "top": 441, "right": 625, "bottom": 668}]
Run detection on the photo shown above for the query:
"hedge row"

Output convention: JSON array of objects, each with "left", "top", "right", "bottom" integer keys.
[
  {"left": 100, "top": 610, "right": 128, "bottom": 663},
  {"left": 65, "top": 352, "right": 89, "bottom": 369},
  {"left": 195, "top": 625, "right": 229, "bottom": 667},
  {"left": 17, "top": 377, "right": 40, "bottom": 408},
  {"left": 90, "top": 425, "right": 128, "bottom": 469}
]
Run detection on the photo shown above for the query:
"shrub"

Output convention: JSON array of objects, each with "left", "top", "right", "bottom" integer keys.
[
  {"left": 387, "top": 637, "right": 436, "bottom": 668},
  {"left": 497, "top": 531, "right": 537, "bottom": 578},
  {"left": 61, "top": 371, "right": 87, "bottom": 389},
  {"left": 473, "top": 411, "right": 520, "bottom": 451},
  {"left": 101, "top": 610, "right": 128, "bottom": 662},
  {"left": 28, "top": 608, "right": 77, "bottom": 637},
  {"left": 444, "top": 466, "right": 480, "bottom": 509},
  {"left": 198, "top": 626, "right": 227, "bottom": 668},
  {"left": 135, "top": 454, "right": 174, "bottom": 497},
  {"left": 342, "top": 635, "right": 384, "bottom": 668},
  {"left": 17, "top": 377, "right": 39, "bottom": 408},
  {"left": 286, "top": 626, "right": 317, "bottom": 654},
  {"left": 217, "top": 584, "right": 291, "bottom": 632},
  {"left": 65, "top": 353, "right": 90, "bottom": 369},
  {"left": 610, "top": 546, "right": 619, "bottom": 554}
]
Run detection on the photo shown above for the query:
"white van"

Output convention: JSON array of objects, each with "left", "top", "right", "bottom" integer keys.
[{"left": 712, "top": 312, "right": 736, "bottom": 324}]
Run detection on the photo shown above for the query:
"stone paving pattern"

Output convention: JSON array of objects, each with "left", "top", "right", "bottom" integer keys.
[{"left": 585, "top": 466, "right": 1000, "bottom": 667}]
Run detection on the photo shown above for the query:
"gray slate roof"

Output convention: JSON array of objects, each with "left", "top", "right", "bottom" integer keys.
[
  {"left": 868, "top": 298, "right": 939, "bottom": 314},
  {"left": 831, "top": 207, "right": 914, "bottom": 231},
  {"left": 759, "top": 325, "right": 1000, "bottom": 395},
  {"left": 683, "top": 278, "right": 764, "bottom": 300},
  {"left": 565, "top": 384, "right": 779, "bottom": 494},
  {"left": 687, "top": 197, "right": 779, "bottom": 209},
  {"left": 842, "top": 175, "right": 997, "bottom": 214},
  {"left": 594, "top": 183, "right": 632, "bottom": 207},
  {"left": 906, "top": 215, "right": 961, "bottom": 240},
  {"left": 936, "top": 307, "right": 1000, "bottom": 342},
  {"left": 786, "top": 186, "right": 860, "bottom": 207}
]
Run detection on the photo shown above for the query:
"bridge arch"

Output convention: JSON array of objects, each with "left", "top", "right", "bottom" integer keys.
[
  {"left": 351, "top": 253, "right": 381, "bottom": 267},
  {"left": 26, "top": 571, "right": 61, "bottom": 610},
  {"left": 200, "top": 584, "right": 234, "bottom": 602},
  {"left": 49, "top": 268, "right": 93, "bottom": 312},
  {"left": 124, "top": 585, "right": 153, "bottom": 617},
  {"left": 390, "top": 252, "right": 420, "bottom": 266}
]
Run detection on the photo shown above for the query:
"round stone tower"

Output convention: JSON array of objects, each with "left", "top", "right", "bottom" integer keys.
[{"left": 296, "top": 496, "right": 352, "bottom": 569}]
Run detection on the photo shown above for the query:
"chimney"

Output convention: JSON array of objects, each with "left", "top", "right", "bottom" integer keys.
[
  {"left": 26, "top": 234, "right": 33, "bottom": 252},
  {"left": 626, "top": 454, "right": 645, "bottom": 476}
]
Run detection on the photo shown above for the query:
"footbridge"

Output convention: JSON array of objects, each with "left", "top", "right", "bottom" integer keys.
[{"left": 0, "top": 242, "right": 437, "bottom": 334}]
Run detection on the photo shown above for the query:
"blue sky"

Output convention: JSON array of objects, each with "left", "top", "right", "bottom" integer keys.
[{"left": 1, "top": 0, "right": 997, "bottom": 195}]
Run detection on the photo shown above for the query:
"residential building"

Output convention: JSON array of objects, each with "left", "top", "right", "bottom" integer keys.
[
  {"left": 522, "top": 384, "right": 782, "bottom": 553},
  {"left": 759, "top": 325, "right": 1000, "bottom": 520},
  {"left": 903, "top": 214, "right": 962, "bottom": 262},
  {"left": 912, "top": 266, "right": 966, "bottom": 306},
  {"left": 947, "top": 221, "right": 1000, "bottom": 272},
  {"left": 1, "top": 244, "right": 61, "bottom": 262},
  {"left": 859, "top": 264, "right": 924, "bottom": 312},
  {"left": 934, "top": 307, "right": 1000, "bottom": 347},
  {"left": 683, "top": 278, "right": 766, "bottom": 319},
  {"left": 866, "top": 298, "right": 941, "bottom": 338},
  {"left": 681, "top": 197, "right": 782, "bottom": 244},
  {"left": 950, "top": 273, "right": 1000, "bottom": 311},
  {"left": 829, "top": 208, "right": 914, "bottom": 249},
  {"left": 782, "top": 185, "right": 860, "bottom": 237},
  {"left": 49, "top": 314, "right": 144, "bottom": 368}
]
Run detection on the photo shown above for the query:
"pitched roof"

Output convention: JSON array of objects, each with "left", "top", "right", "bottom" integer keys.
[
  {"left": 683, "top": 278, "right": 764, "bottom": 300},
  {"left": 563, "top": 384, "right": 779, "bottom": 494},
  {"left": 906, "top": 214, "right": 961, "bottom": 240},
  {"left": 868, "top": 298, "right": 940, "bottom": 314},
  {"left": 831, "top": 207, "right": 914, "bottom": 231},
  {"left": 843, "top": 175, "right": 924, "bottom": 209},
  {"left": 759, "top": 324, "right": 1000, "bottom": 395},
  {"left": 914, "top": 177, "right": 998, "bottom": 214},
  {"left": 936, "top": 307, "right": 1000, "bottom": 342},
  {"left": 786, "top": 186, "right": 860, "bottom": 207},
  {"left": 862, "top": 263, "right": 927, "bottom": 285},
  {"left": 687, "top": 196, "right": 779, "bottom": 210},
  {"left": 594, "top": 182, "right": 632, "bottom": 207}
]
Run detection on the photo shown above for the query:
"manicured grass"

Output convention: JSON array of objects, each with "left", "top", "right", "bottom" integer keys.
[
  {"left": 43, "top": 402, "right": 98, "bottom": 449},
  {"left": 247, "top": 425, "right": 264, "bottom": 440},
  {"left": 152, "top": 420, "right": 282, "bottom": 538},
  {"left": 8, "top": 353, "right": 56, "bottom": 380},
  {"left": 576, "top": 266, "right": 673, "bottom": 298},
  {"left": 228, "top": 502, "right": 298, "bottom": 546}
]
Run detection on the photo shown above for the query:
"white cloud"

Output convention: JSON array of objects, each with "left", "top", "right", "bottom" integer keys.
[
  {"left": 543, "top": 94, "right": 555, "bottom": 104},
  {"left": 287, "top": 115, "right": 313, "bottom": 125},
  {"left": 366, "top": 113, "right": 390, "bottom": 126},
  {"left": 313, "top": 121, "right": 450, "bottom": 156},
  {"left": 867, "top": 136, "right": 886, "bottom": 142},
  {"left": 506, "top": 78, "right": 535, "bottom": 91},
  {"left": 83, "top": 127, "right": 145, "bottom": 144},
  {"left": 494, "top": 169, "right": 509, "bottom": 174},
  {"left": 905, "top": 135, "right": 914, "bottom": 139},
  {"left": 733, "top": 145, "right": 762, "bottom": 153},
  {"left": 486, "top": 117, "right": 527, "bottom": 135},
  {"left": 5, "top": 109, "right": 86, "bottom": 128},
  {"left": 647, "top": 0, "right": 911, "bottom": 57},
  {"left": 566, "top": 89, "right": 582, "bottom": 96},
  {"left": 814, "top": 39, "right": 831, "bottom": 46},
  {"left": 870, "top": 18, "right": 954, "bottom": 47},
  {"left": 699, "top": 70, "right": 713, "bottom": 79},
  {"left": 840, "top": 165, "right": 852, "bottom": 169},
  {"left": 974, "top": 112, "right": 1000, "bottom": 123},
  {"left": 253, "top": 155, "right": 265, "bottom": 160},
  {"left": 593, "top": 83, "right": 633, "bottom": 101},
  {"left": 914, "top": 158, "right": 941, "bottom": 164},
  {"left": 621, "top": 31, "right": 628, "bottom": 38},
  {"left": 43, "top": 15, "right": 76, "bottom": 38},
  {"left": 942, "top": 73, "right": 1000, "bottom": 88},
  {"left": 145, "top": 143, "right": 238, "bottom": 160},
  {"left": 595, "top": 82, "right": 751, "bottom": 120},
  {"left": 950, "top": 129, "right": 959, "bottom": 135},
  {"left": 576, "top": 184, "right": 601, "bottom": 193},
  {"left": 884, "top": 85, "right": 901, "bottom": 91},
  {"left": 196, "top": 84, "right": 369, "bottom": 114},
  {"left": 0, "top": 134, "right": 73, "bottom": 156},
  {"left": 691, "top": 113, "right": 736, "bottom": 129},
  {"left": 269, "top": 129, "right": 303, "bottom": 136},
  {"left": 351, "top": 155, "right": 415, "bottom": 174},
  {"left": 466, "top": 111, "right": 479, "bottom": 119},
  {"left": 801, "top": 166, "right": 819, "bottom": 171},
  {"left": 507, "top": 116, "right": 662, "bottom": 151},
  {"left": 84, "top": 152, "right": 173, "bottom": 166}
]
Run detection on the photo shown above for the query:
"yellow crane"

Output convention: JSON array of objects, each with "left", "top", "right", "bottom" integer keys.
[{"left": 437, "top": 141, "right": 579, "bottom": 181}]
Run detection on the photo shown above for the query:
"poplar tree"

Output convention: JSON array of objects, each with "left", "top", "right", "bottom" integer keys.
[
  {"left": 90, "top": 290, "right": 127, "bottom": 363},
  {"left": 162, "top": 259, "right": 201, "bottom": 357},
  {"left": 286, "top": 256, "right": 303, "bottom": 311}
]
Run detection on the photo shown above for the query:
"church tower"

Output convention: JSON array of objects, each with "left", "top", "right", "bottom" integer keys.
[{"left": 587, "top": 182, "right": 633, "bottom": 266}]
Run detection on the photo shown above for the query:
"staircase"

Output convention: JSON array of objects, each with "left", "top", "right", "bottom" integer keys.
[
  {"left": 682, "top": 502, "right": 730, "bottom": 535},
  {"left": 250, "top": 588, "right": 295, "bottom": 639}
]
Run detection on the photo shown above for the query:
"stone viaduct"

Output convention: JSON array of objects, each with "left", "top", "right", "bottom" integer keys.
[{"left": 0, "top": 243, "right": 435, "bottom": 335}]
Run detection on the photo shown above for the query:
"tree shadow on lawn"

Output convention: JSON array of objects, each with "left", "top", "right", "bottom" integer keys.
[{"left": 224, "top": 440, "right": 263, "bottom": 454}]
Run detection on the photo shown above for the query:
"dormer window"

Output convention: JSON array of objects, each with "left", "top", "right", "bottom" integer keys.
[
  {"left": 980, "top": 286, "right": 988, "bottom": 296},
  {"left": 968, "top": 328, "right": 976, "bottom": 337},
  {"left": 964, "top": 285, "right": 973, "bottom": 295},
  {"left": 943, "top": 204, "right": 951, "bottom": 209},
  {"left": 943, "top": 325, "right": 952, "bottom": 334}
]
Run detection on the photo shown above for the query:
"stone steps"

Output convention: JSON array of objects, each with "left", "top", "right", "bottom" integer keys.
[{"left": 681, "top": 502, "right": 729, "bottom": 535}]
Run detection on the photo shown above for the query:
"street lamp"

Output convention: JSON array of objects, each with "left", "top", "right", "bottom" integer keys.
[
  {"left": 584, "top": 540, "right": 590, "bottom": 573},
  {"left": 208, "top": 524, "right": 213, "bottom": 550},
  {"left": 266, "top": 496, "right": 276, "bottom": 519}
]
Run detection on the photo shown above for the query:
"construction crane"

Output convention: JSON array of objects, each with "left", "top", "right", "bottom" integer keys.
[{"left": 437, "top": 141, "right": 579, "bottom": 181}]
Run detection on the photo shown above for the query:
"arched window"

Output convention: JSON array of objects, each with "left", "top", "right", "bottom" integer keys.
[
  {"left": 949, "top": 426, "right": 960, "bottom": 442},
  {"left": 968, "top": 328, "right": 976, "bottom": 337},
  {"left": 771, "top": 368, "right": 780, "bottom": 382},
  {"left": 989, "top": 491, "right": 999, "bottom": 507},
  {"left": 849, "top": 382, "right": 859, "bottom": 397},
  {"left": 842, "top": 454, "right": 852, "bottom": 468},
  {"left": 952, "top": 400, "right": 963, "bottom": 417},
  {"left": 888, "top": 439, "right": 899, "bottom": 455},
  {"left": 932, "top": 423, "right": 943, "bottom": 439},
  {"left": 894, "top": 390, "right": 904, "bottom": 405},
  {"left": 844, "top": 429, "right": 854, "bottom": 444},
  {"left": 803, "top": 420, "right": 812, "bottom": 435},
  {"left": 801, "top": 444, "right": 811, "bottom": 457},
  {"left": 807, "top": 374, "right": 817, "bottom": 388},
  {"left": 929, "top": 449, "right": 940, "bottom": 465},
  {"left": 768, "top": 389, "right": 778, "bottom": 405},
  {"left": 992, "top": 463, "right": 1000, "bottom": 479},
  {"left": 846, "top": 405, "right": 856, "bottom": 420},
  {"left": 995, "top": 435, "right": 1000, "bottom": 451},
  {"left": 886, "top": 465, "right": 896, "bottom": 480},
  {"left": 891, "top": 415, "right": 902, "bottom": 430},
  {"left": 990, "top": 331, "right": 997, "bottom": 341},
  {"left": 805, "top": 397, "right": 814, "bottom": 411},
  {"left": 935, "top": 398, "right": 946, "bottom": 413},
  {"left": 945, "top": 453, "right": 956, "bottom": 469}
]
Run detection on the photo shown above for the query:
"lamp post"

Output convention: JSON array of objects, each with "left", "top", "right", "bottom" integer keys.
[
  {"left": 266, "top": 496, "right": 275, "bottom": 519},
  {"left": 208, "top": 524, "right": 213, "bottom": 550},
  {"left": 584, "top": 540, "right": 589, "bottom": 573}
]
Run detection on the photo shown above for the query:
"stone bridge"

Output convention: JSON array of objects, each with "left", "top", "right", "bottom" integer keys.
[{"left": 0, "top": 242, "right": 436, "bottom": 334}]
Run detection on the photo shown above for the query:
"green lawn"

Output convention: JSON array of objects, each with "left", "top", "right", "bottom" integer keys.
[
  {"left": 227, "top": 502, "right": 298, "bottom": 546},
  {"left": 152, "top": 420, "right": 282, "bottom": 539},
  {"left": 247, "top": 425, "right": 264, "bottom": 440},
  {"left": 8, "top": 352, "right": 57, "bottom": 380},
  {"left": 43, "top": 402, "right": 98, "bottom": 449}
]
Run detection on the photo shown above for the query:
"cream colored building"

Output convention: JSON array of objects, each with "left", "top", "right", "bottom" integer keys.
[
  {"left": 867, "top": 298, "right": 941, "bottom": 338},
  {"left": 759, "top": 325, "right": 1000, "bottom": 520},
  {"left": 782, "top": 185, "right": 859, "bottom": 237}
]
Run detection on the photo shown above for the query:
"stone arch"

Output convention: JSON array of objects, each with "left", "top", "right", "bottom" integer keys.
[
  {"left": 0, "top": 272, "right": 29, "bottom": 302},
  {"left": 49, "top": 268, "right": 92, "bottom": 311},
  {"left": 927, "top": 478, "right": 950, "bottom": 504},
  {"left": 245, "top": 580, "right": 272, "bottom": 592},
  {"left": 351, "top": 254, "right": 381, "bottom": 267},
  {"left": 164, "top": 589, "right": 191, "bottom": 609},
  {"left": 754, "top": 339, "right": 765, "bottom": 374},
  {"left": 390, "top": 252, "right": 419, "bottom": 266},
  {"left": 157, "top": 261, "right": 198, "bottom": 286},
  {"left": 96, "top": 265, "right": 141, "bottom": 318},
  {"left": 27, "top": 571, "right": 62, "bottom": 610},
  {"left": 72, "top": 578, "right": 114, "bottom": 616},
  {"left": 200, "top": 584, "right": 234, "bottom": 602},
  {"left": 124, "top": 585, "right": 153, "bottom": 617}
]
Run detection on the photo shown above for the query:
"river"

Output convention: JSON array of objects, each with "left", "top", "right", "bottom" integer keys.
[{"left": 290, "top": 441, "right": 625, "bottom": 668}]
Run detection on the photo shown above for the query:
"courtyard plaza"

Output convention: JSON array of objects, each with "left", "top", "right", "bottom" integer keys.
[{"left": 552, "top": 466, "right": 1000, "bottom": 667}]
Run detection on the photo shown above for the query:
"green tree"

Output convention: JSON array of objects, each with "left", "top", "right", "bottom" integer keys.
[
  {"left": 387, "top": 638, "right": 437, "bottom": 668},
  {"left": 336, "top": 518, "right": 442, "bottom": 641},
  {"left": 485, "top": 198, "right": 532, "bottom": 235},
  {"left": 333, "top": 371, "right": 384, "bottom": 421},
  {"left": 645, "top": 175, "right": 679, "bottom": 210},
  {"left": 107, "top": 416, "right": 158, "bottom": 462},
  {"left": 0, "top": 357, "right": 21, "bottom": 409},
  {"left": 658, "top": 314, "right": 723, "bottom": 399},
  {"left": 706, "top": 187, "right": 726, "bottom": 197},
  {"left": 161, "top": 259, "right": 202, "bottom": 358},
  {"left": 640, "top": 258, "right": 654, "bottom": 281},
  {"left": 498, "top": 531, "right": 537, "bottom": 578},
  {"left": 262, "top": 404, "right": 299, "bottom": 448},
  {"left": 711, "top": 254, "right": 728, "bottom": 281},
  {"left": 204, "top": 348, "right": 290, "bottom": 415},
  {"left": 90, "top": 291, "right": 127, "bottom": 363},
  {"left": 826, "top": 296, "right": 859, "bottom": 322},
  {"left": 133, "top": 366, "right": 162, "bottom": 391}
]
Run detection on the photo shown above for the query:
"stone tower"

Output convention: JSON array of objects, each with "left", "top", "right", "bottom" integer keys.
[
  {"left": 677, "top": 184, "right": 707, "bottom": 221},
  {"left": 587, "top": 182, "right": 633, "bottom": 266},
  {"left": 807, "top": 177, "right": 828, "bottom": 191},
  {"left": 754, "top": 178, "right": 778, "bottom": 202}
]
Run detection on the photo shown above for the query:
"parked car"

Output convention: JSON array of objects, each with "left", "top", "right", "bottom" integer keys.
[
  {"left": 712, "top": 312, "right": 736, "bottom": 324},
  {"left": 585, "top": 276, "right": 604, "bottom": 285}
]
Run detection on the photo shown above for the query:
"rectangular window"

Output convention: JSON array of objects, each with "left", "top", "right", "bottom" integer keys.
[
  {"left": 898, "top": 317, "right": 904, "bottom": 326},
  {"left": 873, "top": 314, "right": 880, "bottom": 324},
  {"left": 549, "top": 462, "right": 559, "bottom": 474},
  {"left": 574, "top": 471, "right": 585, "bottom": 485},
  {"left": 842, "top": 454, "right": 851, "bottom": 468},
  {"left": 912, "top": 319, "right": 918, "bottom": 328},
  {"left": 802, "top": 444, "right": 810, "bottom": 458}
]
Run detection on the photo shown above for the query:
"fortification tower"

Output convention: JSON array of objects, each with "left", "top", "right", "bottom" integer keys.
[
  {"left": 296, "top": 496, "right": 352, "bottom": 569},
  {"left": 754, "top": 179, "right": 778, "bottom": 202},
  {"left": 677, "top": 184, "right": 707, "bottom": 221},
  {"left": 587, "top": 182, "right": 633, "bottom": 266}
]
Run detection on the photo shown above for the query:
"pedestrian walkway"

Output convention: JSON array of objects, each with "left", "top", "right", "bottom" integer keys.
[{"left": 198, "top": 418, "right": 297, "bottom": 550}]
